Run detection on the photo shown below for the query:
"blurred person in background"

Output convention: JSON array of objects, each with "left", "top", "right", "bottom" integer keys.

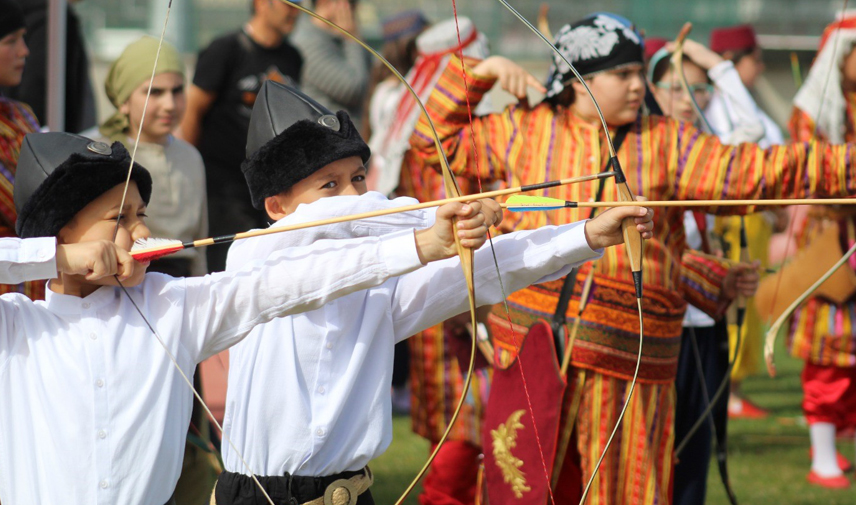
[
  {"left": 0, "top": 0, "right": 96, "bottom": 133},
  {"left": 648, "top": 39, "right": 763, "bottom": 505},
  {"left": 96, "top": 36, "right": 217, "bottom": 504},
  {"left": 0, "top": 0, "right": 45, "bottom": 303},
  {"left": 98, "top": 37, "right": 207, "bottom": 278},
  {"left": 291, "top": 0, "right": 370, "bottom": 125},
  {"left": 786, "top": 11, "right": 856, "bottom": 489},
  {"left": 362, "top": 9, "right": 428, "bottom": 142},
  {"left": 707, "top": 25, "right": 786, "bottom": 421},
  {"left": 179, "top": 0, "right": 302, "bottom": 273}
]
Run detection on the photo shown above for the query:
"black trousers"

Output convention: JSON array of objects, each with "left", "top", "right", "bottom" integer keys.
[
  {"left": 673, "top": 321, "right": 730, "bottom": 505},
  {"left": 214, "top": 469, "right": 375, "bottom": 505}
]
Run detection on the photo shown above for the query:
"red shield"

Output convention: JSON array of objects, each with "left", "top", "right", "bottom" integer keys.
[{"left": 483, "top": 320, "right": 566, "bottom": 504}]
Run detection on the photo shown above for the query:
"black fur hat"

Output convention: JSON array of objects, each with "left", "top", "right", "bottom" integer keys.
[
  {"left": 242, "top": 80, "right": 371, "bottom": 210},
  {"left": 14, "top": 133, "right": 153, "bottom": 238}
]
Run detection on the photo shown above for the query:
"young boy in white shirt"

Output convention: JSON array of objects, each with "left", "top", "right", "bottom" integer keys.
[
  {"left": 0, "top": 131, "right": 496, "bottom": 505},
  {"left": 216, "top": 81, "right": 654, "bottom": 504}
]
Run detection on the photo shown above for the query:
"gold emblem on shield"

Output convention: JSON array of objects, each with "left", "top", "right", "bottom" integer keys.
[{"left": 490, "top": 409, "right": 531, "bottom": 499}]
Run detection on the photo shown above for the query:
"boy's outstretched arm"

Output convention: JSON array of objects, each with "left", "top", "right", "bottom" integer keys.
[
  {"left": 391, "top": 203, "right": 655, "bottom": 339},
  {"left": 180, "top": 202, "right": 498, "bottom": 361}
]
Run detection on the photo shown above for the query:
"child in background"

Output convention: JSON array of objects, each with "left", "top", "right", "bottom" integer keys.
[{"left": 98, "top": 36, "right": 208, "bottom": 278}]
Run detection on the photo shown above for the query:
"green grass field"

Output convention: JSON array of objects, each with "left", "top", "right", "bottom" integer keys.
[{"left": 369, "top": 343, "right": 856, "bottom": 504}]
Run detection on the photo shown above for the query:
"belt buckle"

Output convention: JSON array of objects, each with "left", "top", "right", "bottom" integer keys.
[{"left": 323, "top": 478, "right": 358, "bottom": 505}]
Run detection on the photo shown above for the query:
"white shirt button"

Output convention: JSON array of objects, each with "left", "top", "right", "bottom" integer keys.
[
  {"left": 82, "top": 302, "right": 90, "bottom": 309},
  {"left": 326, "top": 342, "right": 333, "bottom": 350},
  {"left": 98, "top": 430, "right": 107, "bottom": 439},
  {"left": 588, "top": 156, "right": 596, "bottom": 163},
  {"left": 99, "top": 480, "right": 109, "bottom": 489},
  {"left": 316, "top": 427, "right": 325, "bottom": 437},
  {"left": 318, "top": 386, "right": 325, "bottom": 394},
  {"left": 96, "top": 379, "right": 104, "bottom": 388},
  {"left": 89, "top": 333, "right": 97, "bottom": 341},
  {"left": 37, "top": 249, "right": 49, "bottom": 260}
]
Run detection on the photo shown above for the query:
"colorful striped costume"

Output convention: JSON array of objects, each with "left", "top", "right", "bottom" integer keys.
[
  {"left": 787, "top": 100, "right": 856, "bottom": 368},
  {"left": 409, "top": 56, "right": 856, "bottom": 504},
  {"left": 0, "top": 98, "right": 44, "bottom": 302}
]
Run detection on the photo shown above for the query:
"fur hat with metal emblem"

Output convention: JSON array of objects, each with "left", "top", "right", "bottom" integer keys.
[
  {"left": 14, "top": 132, "right": 152, "bottom": 238},
  {"left": 242, "top": 80, "right": 371, "bottom": 210}
]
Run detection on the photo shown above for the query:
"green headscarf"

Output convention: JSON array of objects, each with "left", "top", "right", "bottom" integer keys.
[{"left": 99, "top": 36, "right": 185, "bottom": 142}]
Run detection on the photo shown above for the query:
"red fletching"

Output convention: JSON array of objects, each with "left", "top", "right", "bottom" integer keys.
[{"left": 131, "top": 243, "right": 183, "bottom": 262}]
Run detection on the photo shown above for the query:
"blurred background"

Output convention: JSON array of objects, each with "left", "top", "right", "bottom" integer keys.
[{"left": 73, "top": 0, "right": 847, "bottom": 130}]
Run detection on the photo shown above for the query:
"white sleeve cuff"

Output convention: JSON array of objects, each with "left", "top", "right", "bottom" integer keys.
[
  {"left": 378, "top": 229, "right": 424, "bottom": 276},
  {"left": 531, "top": 221, "right": 604, "bottom": 285},
  {"left": 563, "top": 220, "right": 604, "bottom": 259},
  {"left": 20, "top": 237, "right": 58, "bottom": 280}
]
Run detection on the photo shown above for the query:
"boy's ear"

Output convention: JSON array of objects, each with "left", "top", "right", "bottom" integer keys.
[{"left": 264, "top": 194, "right": 288, "bottom": 221}]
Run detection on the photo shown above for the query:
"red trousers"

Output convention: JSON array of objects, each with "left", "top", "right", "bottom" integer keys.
[
  {"left": 419, "top": 441, "right": 480, "bottom": 505},
  {"left": 802, "top": 362, "right": 856, "bottom": 429}
]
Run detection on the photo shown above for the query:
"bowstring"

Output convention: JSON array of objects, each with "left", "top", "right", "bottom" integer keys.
[
  {"left": 449, "top": 4, "right": 556, "bottom": 504},
  {"left": 111, "top": 1, "right": 274, "bottom": 503}
]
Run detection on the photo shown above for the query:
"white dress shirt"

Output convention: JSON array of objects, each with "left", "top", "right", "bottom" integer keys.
[
  {"left": 0, "top": 237, "right": 57, "bottom": 284},
  {"left": 0, "top": 230, "right": 422, "bottom": 505},
  {"left": 221, "top": 192, "right": 602, "bottom": 477}
]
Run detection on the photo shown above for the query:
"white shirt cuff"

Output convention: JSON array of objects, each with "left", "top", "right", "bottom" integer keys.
[
  {"left": 568, "top": 220, "right": 604, "bottom": 259},
  {"left": 21, "top": 237, "right": 58, "bottom": 280},
  {"left": 379, "top": 229, "right": 423, "bottom": 276}
]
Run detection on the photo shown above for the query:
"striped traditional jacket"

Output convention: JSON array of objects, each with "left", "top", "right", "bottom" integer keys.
[
  {"left": 787, "top": 101, "right": 856, "bottom": 367},
  {"left": 409, "top": 56, "right": 856, "bottom": 383},
  {"left": 0, "top": 98, "right": 44, "bottom": 301}
]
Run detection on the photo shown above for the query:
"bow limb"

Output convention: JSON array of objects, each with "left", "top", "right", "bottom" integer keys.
[
  {"left": 764, "top": 241, "right": 856, "bottom": 376},
  {"left": 269, "top": 2, "right": 480, "bottom": 502},
  {"left": 109, "top": 1, "right": 278, "bottom": 503},
  {"left": 492, "top": 3, "right": 644, "bottom": 503}
]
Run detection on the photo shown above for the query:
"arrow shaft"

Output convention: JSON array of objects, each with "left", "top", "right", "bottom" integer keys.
[{"left": 503, "top": 198, "right": 856, "bottom": 209}]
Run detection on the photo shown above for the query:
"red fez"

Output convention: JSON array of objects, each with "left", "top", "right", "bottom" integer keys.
[
  {"left": 644, "top": 37, "right": 667, "bottom": 61},
  {"left": 709, "top": 24, "right": 758, "bottom": 54}
]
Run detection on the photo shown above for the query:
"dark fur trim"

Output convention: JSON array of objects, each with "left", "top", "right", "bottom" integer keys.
[
  {"left": 16, "top": 148, "right": 152, "bottom": 238},
  {"left": 241, "top": 110, "right": 371, "bottom": 210}
]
